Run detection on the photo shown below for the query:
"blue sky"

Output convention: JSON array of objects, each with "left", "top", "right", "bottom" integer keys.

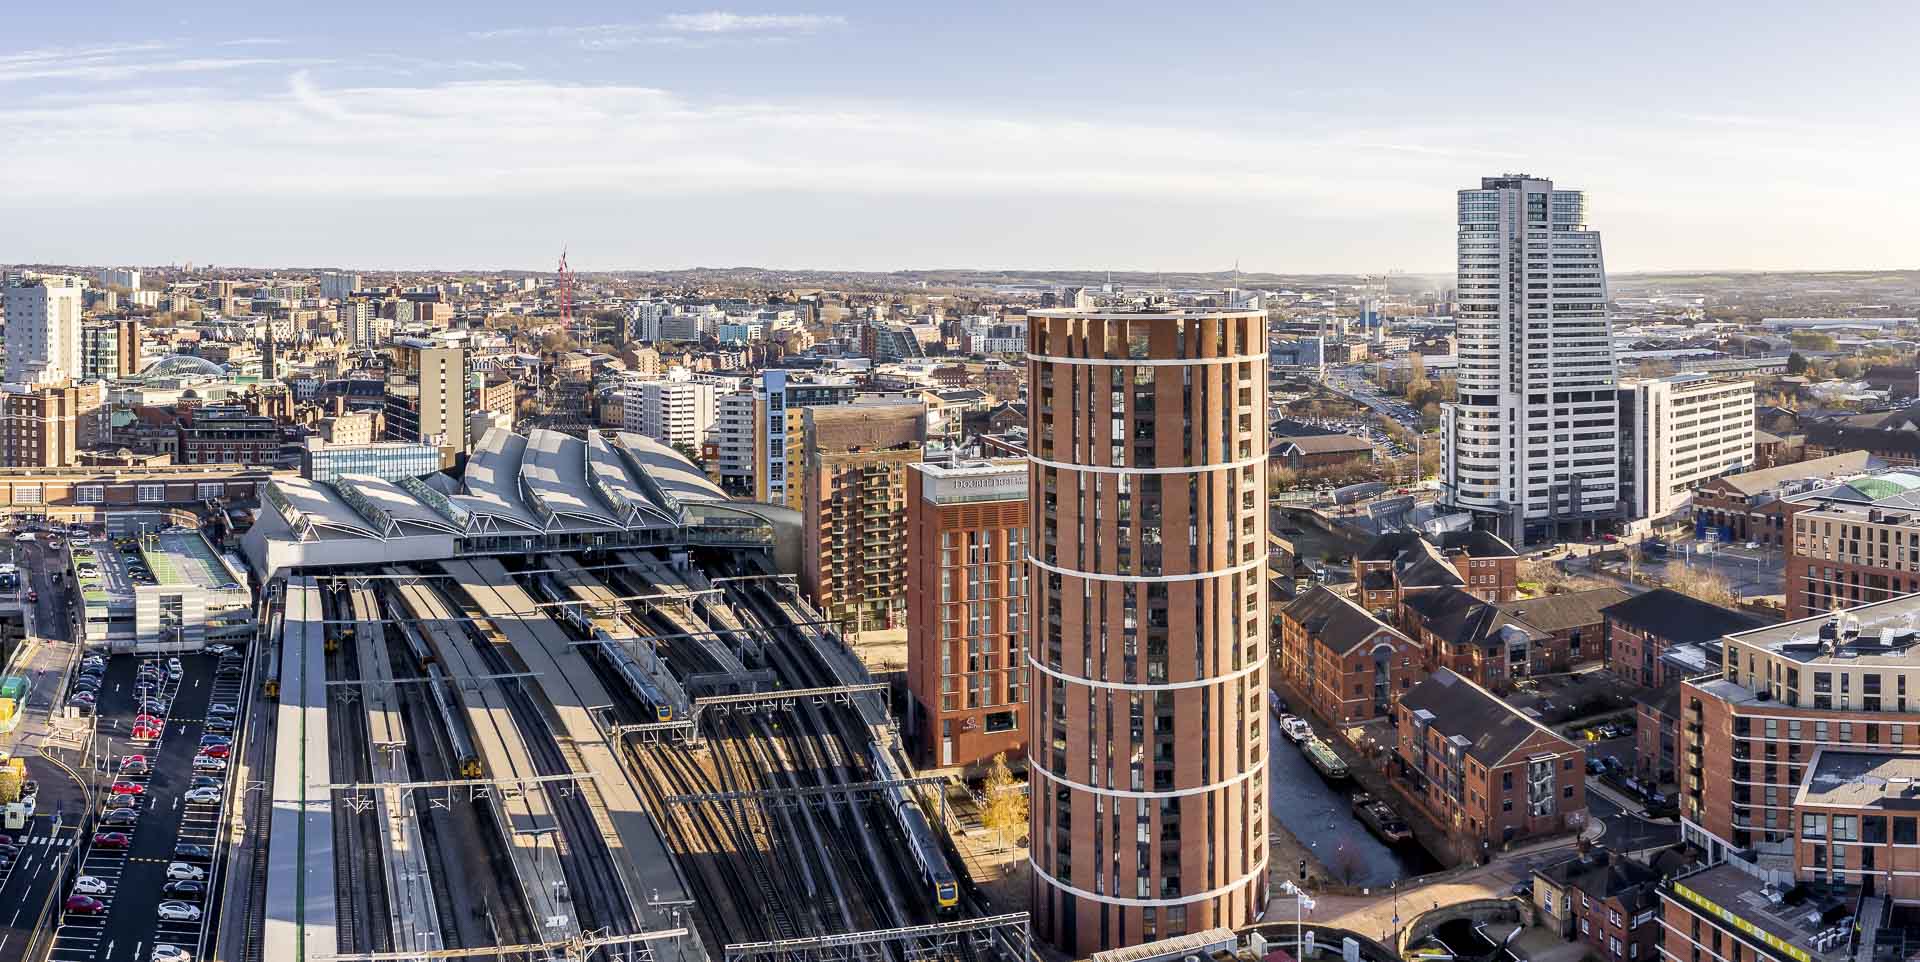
[{"left": 5, "top": 1, "right": 1918, "bottom": 274}]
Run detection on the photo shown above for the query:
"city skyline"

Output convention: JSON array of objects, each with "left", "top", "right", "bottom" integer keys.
[{"left": 6, "top": 2, "right": 1920, "bottom": 273}]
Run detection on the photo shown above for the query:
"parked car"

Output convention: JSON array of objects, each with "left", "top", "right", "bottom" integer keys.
[
  {"left": 65, "top": 895, "right": 107, "bottom": 914},
  {"left": 131, "top": 724, "right": 162, "bottom": 740},
  {"left": 155, "top": 901, "right": 202, "bottom": 922},
  {"left": 174, "top": 843, "right": 212, "bottom": 862},
  {"left": 152, "top": 944, "right": 193, "bottom": 962},
  {"left": 207, "top": 704, "right": 235, "bottom": 716},
  {"left": 101, "top": 809, "right": 139, "bottom": 826},
  {"left": 190, "top": 775, "right": 222, "bottom": 790},
  {"left": 120, "top": 755, "right": 149, "bottom": 774},
  {"left": 198, "top": 735, "right": 230, "bottom": 747},
  {"left": 163, "top": 862, "right": 204, "bottom": 881},
  {"left": 92, "top": 832, "right": 130, "bottom": 849},
  {"left": 166, "top": 657, "right": 183, "bottom": 678},
  {"left": 183, "top": 787, "right": 222, "bottom": 805},
  {"left": 204, "top": 644, "right": 235, "bottom": 657},
  {"left": 72, "top": 876, "right": 109, "bottom": 895},
  {"left": 109, "top": 781, "right": 145, "bottom": 796},
  {"left": 192, "top": 755, "right": 226, "bottom": 772},
  {"left": 160, "top": 880, "right": 204, "bottom": 900},
  {"left": 199, "top": 743, "right": 229, "bottom": 759}
]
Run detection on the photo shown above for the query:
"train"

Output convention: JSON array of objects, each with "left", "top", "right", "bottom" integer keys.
[
  {"left": 424, "top": 663, "right": 483, "bottom": 777},
  {"left": 386, "top": 595, "right": 436, "bottom": 670},
  {"left": 262, "top": 642, "right": 280, "bottom": 700},
  {"left": 595, "top": 630, "right": 678, "bottom": 723},
  {"left": 868, "top": 744, "right": 959, "bottom": 910}
]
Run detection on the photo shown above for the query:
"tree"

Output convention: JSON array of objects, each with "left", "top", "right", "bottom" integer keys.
[
  {"left": 1787, "top": 352, "right": 1809, "bottom": 375},
  {"left": 1668, "top": 566, "right": 1738, "bottom": 607},
  {"left": 979, "top": 753, "right": 1028, "bottom": 852},
  {"left": 1790, "top": 331, "right": 1837, "bottom": 352},
  {"left": 1835, "top": 358, "right": 1863, "bottom": 380}
]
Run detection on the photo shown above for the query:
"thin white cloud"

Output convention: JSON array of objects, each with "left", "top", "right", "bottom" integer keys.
[
  {"left": 660, "top": 12, "right": 845, "bottom": 33},
  {"left": 4, "top": 72, "right": 1915, "bottom": 272},
  {"left": 0, "top": 56, "right": 296, "bottom": 84},
  {"left": 218, "top": 37, "right": 288, "bottom": 47},
  {"left": 470, "top": 12, "right": 845, "bottom": 48},
  {"left": 0, "top": 40, "right": 173, "bottom": 68}
]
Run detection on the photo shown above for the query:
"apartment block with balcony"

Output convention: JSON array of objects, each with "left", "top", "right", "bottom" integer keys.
[
  {"left": 1396, "top": 668, "right": 1588, "bottom": 856},
  {"left": 1787, "top": 480, "right": 1920, "bottom": 618},
  {"left": 799, "top": 401, "right": 927, "bottom": 637},
  {"left": 1680, "top": 596, "right": 1920, "bottom": 867}
]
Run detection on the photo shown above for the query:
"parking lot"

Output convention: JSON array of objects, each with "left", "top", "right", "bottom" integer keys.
[{"left": 45, "top": 646, "right": 248, "bottom": 962}]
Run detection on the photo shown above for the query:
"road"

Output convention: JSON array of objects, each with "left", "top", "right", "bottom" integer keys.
[
  {"left": 1327, "top": 365, "right": 1424, "bottom": 432},
  {"left": 1586, "top": 792, "right": 1680, "bottom": 852},
  {"left": 0, "top": 531, "right": 89, "bottom": 962}
]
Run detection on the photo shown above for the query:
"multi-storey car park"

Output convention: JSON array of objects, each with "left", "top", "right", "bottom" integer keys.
[{"left": 218, "top": 427, "right": 1032, "bottom": 962}]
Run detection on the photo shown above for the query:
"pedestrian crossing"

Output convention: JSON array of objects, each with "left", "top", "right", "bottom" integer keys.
[{"left": 12, "top": 834, "right": 76, "bottom": 847}]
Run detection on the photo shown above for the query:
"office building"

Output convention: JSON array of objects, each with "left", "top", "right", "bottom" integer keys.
[
  {"left": 799, "top": 402, "right": 927, "bottom": 636},
  {"left": 906, "top": 459, "right": 1029, "bottom": 771},
  {"left": 97, "top": 267, "right": 141, "bottom": 290},
  {"left": 1657, "top": 862, "right": 1856, "bottom": 962},
  {"left": 751, "top": 371, "right": 859, "bottom": 508},
  {"left": 319, "top": 271, "right": 360, "bottom": 301},
  {"left": 384, "top": 339, "right": 469, "bottom": 469},
  {"left": 302, "top": 438, "right": 442, "bottom": 483},
  {"left": 1618, "top": 375, "right": 1755, "bottom": 524},
  {"left": 1441, "top": 174, "right": 1620, "bottom": 543},
  {"left": 1026, "top": 306, "right": 1269, "bottom": 952},
  {"left": 0, "top": 385, "right": 80, "bottom": 468},
  {"left": 176, "top": 404, "right": 281, "bottom": 466},
  {"left": 623, "top": 370, "right": 718, "bottom": 452},
  {"left": 4, "top": 279, "right": 84, "bottom": 387}
]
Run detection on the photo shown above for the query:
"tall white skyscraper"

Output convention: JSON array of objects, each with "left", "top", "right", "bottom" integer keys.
[
  {"left": 97, "top": 267, "right": 141, "bottom": 290},
  {"left": 319, "top": 271, "right": 361, "bottom": 301},
  {"left": 623, "top": 368, "right": 719, "bottom": 451},
  {"left": 4, "top": 279, "right": 84, "bottom": 387},
  {"left": 1440, "top": 174, "right": 1619, "bottom": 543}
]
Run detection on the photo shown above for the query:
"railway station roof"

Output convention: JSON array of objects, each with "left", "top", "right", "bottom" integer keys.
[{"left": 245, "top": 426, "right": 778, "bottom": 579}]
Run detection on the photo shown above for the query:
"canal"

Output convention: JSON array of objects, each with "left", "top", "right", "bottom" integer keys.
[{"left": 1268, "top": 715, "right": 1440, "bottom": 886}]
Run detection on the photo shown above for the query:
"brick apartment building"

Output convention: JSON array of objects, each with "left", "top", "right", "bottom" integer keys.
[
  {"left": 1353, "top": 530, "right": 1520, "bottom": 617},
  {"left": 1692, "top": 451, "right": 1872, "bottom": 548},
  {"left": 1532, "top": 847, "right": 1663, "bottom": 958},
  {"left": 1398, "top": 586, "right": 1627, "bottom": 692},
  {"left": 1680, "top": 595, "right": 1920, "bottom": 865},
  {"left": 1276, "top": 586, "right": 1422, "bottom": 724},
  {"left": 175, "top": 404, "right": 282, "bottom": 466},
  {"left": 1783, "top": 475, "right": 1920, "bottom": 617},
  {"left": 800, "top": 402, "right": 927, "bottom": 635},
  {"left": 905, "top": 459, "right": 1028, "bottom": 772},
  {"left": 1603, "top": 588, "right": 1769, "bottom": 689},
  {"left": 1396, "top": 668, "right": 1588, "bottom": 855}
]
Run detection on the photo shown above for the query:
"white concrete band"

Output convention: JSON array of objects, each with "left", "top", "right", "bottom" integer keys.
[
  {"left": 1028, "top": 752, "right": 1265, "bottom": 800},
  {"left": 1026, "top": 453, "right": 1266, "bottom": 476},
  {"left": 1029, "top": 858, "right": 1268, "bottom": 907},
  {"left": 1028, "top": 553, "right": 1264, "bottom": 584},
  {"left": 1027, "top": 653, "right": 1264, "bottom": 693}
]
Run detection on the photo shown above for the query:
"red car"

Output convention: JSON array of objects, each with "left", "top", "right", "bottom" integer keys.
[
  {"left": 91, "top": 833, "right": 129, "bottom": 849},
  {"left": 120, "top": 755, "right": 149, "bottom": 772},
  {"left": 199, "top": 743, "right": 229, "bottom": 759},
  {"left": 25, "top": 590, "right": 36, "bottom": 603},
  {"left": 109, "top": 781, "right": 144, "bottom": 796},
  {"left": 132, "top": 725, "right": 161, "bottom": 740},
  {"left": 65, "top": 894, "right": 106, "bottom": 914}
]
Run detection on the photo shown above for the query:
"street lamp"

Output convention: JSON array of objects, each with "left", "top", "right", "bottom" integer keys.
[{"left": 1279, "top": 879, "right": 1315, "bottom": 950}]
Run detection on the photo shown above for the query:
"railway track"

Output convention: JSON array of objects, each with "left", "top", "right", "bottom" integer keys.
[
  {"left": 446, "top": 585, "right": 636, "bottom": 937},
  {"left": 324, "top": 587, "right": 395, "bottom": 956}
]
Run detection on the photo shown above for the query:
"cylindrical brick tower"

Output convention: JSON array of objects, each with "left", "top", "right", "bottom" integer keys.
[{"left": 1026, "top": 306, "right": 1270, "bottom": 953}]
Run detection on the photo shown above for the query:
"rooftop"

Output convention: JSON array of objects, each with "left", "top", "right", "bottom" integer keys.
[
  {"left": 1282, "top": 586, "right": 1408, "bottom": 655},
  {"left": 1401, "top": 668, "right": 1572, "bottom": 765},
  {"left": 1726, "top": 594, "right": 1920, "bottom": 667},
  {"left": 1796, "top": 750, "right": 1920, "bottom": 810},
  {"left": 1665, "top": 862, "right": 1856, "bottom": 962},
  {"left": 1601, "top": 588, "right": 1768, "bottom": 643}
]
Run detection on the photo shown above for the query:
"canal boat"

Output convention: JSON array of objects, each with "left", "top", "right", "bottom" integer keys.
[
  {"left": 1350, "top": 792, "right": 1413, "bottom": 845},
  {"left": 1302, "top": 737, "right": 1349, "bottom": 781},
  {"left": 1280, "top": 715, "right": 1312, "bottom": 743}
]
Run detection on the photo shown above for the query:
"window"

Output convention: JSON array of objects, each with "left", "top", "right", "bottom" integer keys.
[
  {"left": 137, "top": 484, "right": 166, "bottom": 503},
  {"left": 197, "top": 482, "right": 225, "bottom": 499},
  {"left": 11, "top": 485, "right": 41, "bottom": 505},
  {"left": 75, "top": 485, "right": 104, "bottom": 504}
]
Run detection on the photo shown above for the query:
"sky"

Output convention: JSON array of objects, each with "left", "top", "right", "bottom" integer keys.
[{"left": 5, "top": 0, "right": 1919, "bottom": 275}]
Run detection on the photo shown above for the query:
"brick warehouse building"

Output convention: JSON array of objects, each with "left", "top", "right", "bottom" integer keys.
[
  {"left": 1277, "top": 585, "right": 1422, "bottom": 724},
  {"left": 905, "top": 459, "right": 1030, "bottom": 772},
  {"left": 1027, "top": 306, "right": 1269, "bottom": 952}
]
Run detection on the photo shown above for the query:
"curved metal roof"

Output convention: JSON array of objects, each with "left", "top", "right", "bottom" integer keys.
[{"left": 139, "top": 354, "right": 228, "bottom": 380}]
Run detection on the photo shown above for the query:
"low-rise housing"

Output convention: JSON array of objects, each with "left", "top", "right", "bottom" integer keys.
[{"left": 1276, "top": 586, "right": 1422, "bottom": 724}]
